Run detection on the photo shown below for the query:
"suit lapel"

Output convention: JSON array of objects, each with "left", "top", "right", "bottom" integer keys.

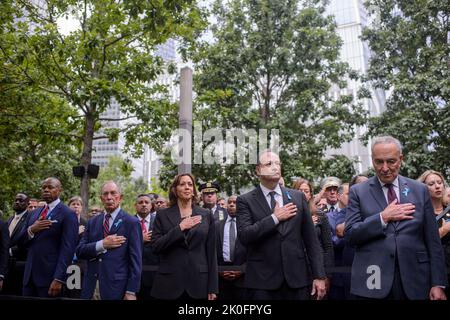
[
  {"left": 369, "top": 178, "right": 387, "bottom": 211},
  {"left": 278, "top": 187, "right": 292, "bottom": 234},
  {"left": 396, "top": 176, "right": 411, "bottom": 229},
  {"left": 166, "top": 206, "right": 181, "bottom": 228},
  {"left": 109, "top": 210, "right": 125, "bottom": 234},
  {"left": 252, "top": 186, "right": 273, "bottom": 217},
  {"left": 46, "top": 202, "right": 61, "bottom": 220}
]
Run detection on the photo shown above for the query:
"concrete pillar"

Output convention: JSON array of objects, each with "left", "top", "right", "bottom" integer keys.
[{"left": 178, "top": 67, "right": 192, "bottom": 174}]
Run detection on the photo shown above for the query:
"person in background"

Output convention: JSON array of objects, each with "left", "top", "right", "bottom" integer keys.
[
  {"left": 216, "top": 195, "right": 247, "bottom": 300},
  {"left": 217, "top": 197, "right": 227, "bottom": 210},
  {"left": 200, "top": 181, "right": 228, "bottom": 222},
  {"left": 27, "top": 199, "right": 39, "bottom": 212},
  {"left": 68, "top": 196, "right": 87, "bottom": 240},
  {"left": 135, "top": 194, "right": 159, "bottom": 300},
  {"left": 418, "top": 170, "right": 450, "bottom": 296},
  {"left": 4, "top": 193, "right": 30, "bottom": 295},
  {"left": 292, "top": 178, "right": 334, "bottom": 295},
  {"left": 0, "top": 220, "right": 9, "bottom": 292},
  {"left": 154, "top": 196, "right": 168, "bottom": 211}
]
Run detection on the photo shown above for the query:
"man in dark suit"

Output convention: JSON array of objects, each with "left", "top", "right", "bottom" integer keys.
[
  {"left": 237, "top": 150, "right": 326, "bottom": 300},
  {"left": 3, "top": 193, "right": 30, "bottom": 295},
  {"left": 216, "top": 195, "right": 247, "bottom": 300},
  {"left": 77, "top": 181, "right": 142, "bottom": 300},
  {"left": 200, "top": 182, "right": 228, "bottom": 222},
  {"left": 134, "top": 193, "right": 159, "bottom": 300},
  {"left": 20, "top": 177, "right": 79, "bottom": 297},
  {"left": 0, "top": 220, "right": 9, "bottom": 292},
  {"left": 345, "top": 136, "right": 447, "bottom": 300}
]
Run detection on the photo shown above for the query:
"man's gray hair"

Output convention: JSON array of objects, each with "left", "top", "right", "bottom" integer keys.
[
  {"left": 371, "top": 136, "right": 403, "bottom": 154},
  {"left": 100, "top": 180, "right": 122, "bottom": 194}
]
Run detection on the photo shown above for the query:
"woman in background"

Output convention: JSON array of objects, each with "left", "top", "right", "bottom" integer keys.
[
  {"left": 418, "top": 170, "right": 450, "bottom": 296},
  {"left": 292, "top": 178, "right": 334, "bottom": 293}
]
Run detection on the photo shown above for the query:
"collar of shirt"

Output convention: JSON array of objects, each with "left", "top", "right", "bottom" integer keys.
[
  {"left": 138, "top": 214, "right": 151, "bottom": 224},
  {"left": 259, "top": 183, "right": 282, "bottom": 198},
  {"left": 225, "top": 215, "right": 236, "bottom": 223},
  {"left": 327, "top": 204, "right": 340, "bottom": 212},
  {"left": 15, "top": 209, "right": 27, "bottom": 218},
  {"left": 378, "top": 176, "right": 399, "bottom": 190},
  {"left": 105, "top": 207, "right": 121, "bottom": 221},
  {"left": 211, "top": 205, "right": 218, "bottom": 213},
  {"left": 47, "top": 198, "right": 61, "bottom": 212}
]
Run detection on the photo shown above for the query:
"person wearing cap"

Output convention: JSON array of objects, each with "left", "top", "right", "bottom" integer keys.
[
  {"left": 237, "top": 150, "right": 326, "bottom": 300},
  {"left": 200, "top": 182, "right": 228, "bottom": 222},
  {"left": 345, "top": 136, "right": 447, "bottom": 299}
]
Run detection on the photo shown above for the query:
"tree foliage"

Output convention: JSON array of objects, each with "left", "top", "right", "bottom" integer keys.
[
  {"left": 1, "top": 0, "right": 206, "bottom": 213},
  {"left": 362, "top": 0, "right": 449, "bottom": 180},
  {"left": 161, "top": 0, "right": 368, "bottom": 193},
  {"left": 89, "top": 156, "right": 150, "bottom": 214}
]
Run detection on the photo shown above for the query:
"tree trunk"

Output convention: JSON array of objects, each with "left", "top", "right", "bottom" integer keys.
[{"left": 80, "top": 110, "right": 96, "bottom": 220}]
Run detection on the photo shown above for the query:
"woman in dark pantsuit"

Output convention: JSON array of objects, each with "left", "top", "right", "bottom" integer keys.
[{"left": 150, "top": 173, "right": 218, "bottom": 300}]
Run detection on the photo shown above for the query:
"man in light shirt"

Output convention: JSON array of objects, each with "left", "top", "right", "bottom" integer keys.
[{"left": 345, "top": 136, "right": 447, "bottom": 300}]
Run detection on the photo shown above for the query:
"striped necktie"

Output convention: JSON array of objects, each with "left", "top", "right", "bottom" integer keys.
[{"left": 103, "top": 213, "right": 111, "bottom": 238}]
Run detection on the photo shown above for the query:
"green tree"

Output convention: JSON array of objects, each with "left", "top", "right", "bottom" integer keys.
[
  {"left": 167, "top": 0, "right": 368, "bottom": 193},
  {"left": 361, "top": 0, "right": 449, "bottom": 180},
  {"left": 1, "top": 0, "right": 205, "bottom": 215},
  {"left": 89, "top": 156, "right": 151, "bottom": 214}
]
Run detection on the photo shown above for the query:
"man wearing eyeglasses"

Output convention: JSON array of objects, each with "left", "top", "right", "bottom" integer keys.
[
  {"left": 345, "top": 136, "right": 447, "bottom": 300},
  {"left": 236, "top": 150, "right": 326, "bottom": 300}
]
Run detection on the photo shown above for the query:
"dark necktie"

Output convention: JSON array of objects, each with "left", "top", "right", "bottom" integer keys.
[
  {"left": 229, "top": 218, "right": 236, "bottom": 262},
  {"left": 103, "top": 213, "right": 111, "bottom": 238},
  {"left": 269, "top": 191, "right": 277, "bottom": 212},
  {"left": 329, "top": 206, "right": 335, "bottom": 212},
  {"left": 385, "top": 183, "right": 398, "bottom": 204},
  {"left": 39, "top": 205, "right": 49, "bottom": 220}
]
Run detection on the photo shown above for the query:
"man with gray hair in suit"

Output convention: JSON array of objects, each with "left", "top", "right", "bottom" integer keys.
[{"left": 345, "top": 136, "right": 447, "bottom": 300}]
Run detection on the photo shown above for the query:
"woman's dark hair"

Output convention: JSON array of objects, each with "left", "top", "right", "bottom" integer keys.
[{"left": 168, "top": 173, "right": 198, "bottom": 207}]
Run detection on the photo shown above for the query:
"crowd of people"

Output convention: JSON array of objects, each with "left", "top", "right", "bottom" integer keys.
[{"left": 0, "top": 135, "right": 449, "bottom": 300}]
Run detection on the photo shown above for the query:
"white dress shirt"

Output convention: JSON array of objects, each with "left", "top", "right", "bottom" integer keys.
[
  {"left": 260, "top": 183, "right": 284, "bottom": 225},
  {"left": 222, "top": 215, "right": 237, "bottom": 262}
]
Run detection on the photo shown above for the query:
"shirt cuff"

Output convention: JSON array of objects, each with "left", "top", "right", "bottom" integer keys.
[
  {"left": 271, "top": 214, "right": 279, "bottom": 225},
  {"left": 125, "top": 291, "right": 135, "bottom": 295},
  {"left": 379, "top": 213, "right": 388, "bottom": 229},
  {"left": 95, "top": 240, "right": 107, "bottom": 254},
  {"left": 27, "top": 226, "right": 35, "bottom": 239}
]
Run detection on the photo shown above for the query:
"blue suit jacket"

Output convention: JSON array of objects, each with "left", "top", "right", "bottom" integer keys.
[
  {"left": 77, "top": 209, "right": 143, "bottom": 300},
  {"left": 345, "top": 175, "right": 447, "bottom": 299},
  {"left": 21, "top": 202, "right": 79, "bottom": 287}
]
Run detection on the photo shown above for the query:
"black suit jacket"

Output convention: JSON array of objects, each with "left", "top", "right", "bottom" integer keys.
[
  {"left": 237, "top": 186, "right": 325, "bottom": 290},
  {"left": 0, "top": 221, "right": 9, "bottom": 278},
  {"left": 150, "top": 205, "right": 218, "bottom": 299},
  {"left": 136, "top": 213, "right": 159, "bottom": 288},
  {"left": 216, "top": 217, "right": 247, "bottom": 266},
  {"left": 8, "top": 211, "right": 29, "bottom": 261}
]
